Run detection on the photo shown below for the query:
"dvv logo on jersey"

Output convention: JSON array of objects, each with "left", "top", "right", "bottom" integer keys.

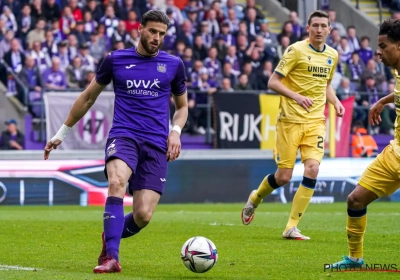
[
  {"left": 126, "top": 79, "right": 161, "bottom": 89},
  {"left": 126, "top": 79, "right": 161, "bottom": 97}
]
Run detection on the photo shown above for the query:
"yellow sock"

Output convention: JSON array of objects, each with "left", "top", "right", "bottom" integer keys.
[
  {"left": 285, "top": 177, "right": 316, "bottom": 231},
  {"left": 250, "top": 174, "right": 279, "bottom": 206},
  {"left": 347, "top": 208, "right": 367, "bottom": 259}
]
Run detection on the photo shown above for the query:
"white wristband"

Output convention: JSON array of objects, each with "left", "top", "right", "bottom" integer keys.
[
  {"left": 172, "top": 125, "right": 182, "bottom": 135},
  {"left": 50, "top": 124, "right": 71, "bottom": 143}
]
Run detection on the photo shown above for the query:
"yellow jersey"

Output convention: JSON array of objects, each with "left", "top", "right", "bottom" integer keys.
[
  {"left": 391, "top": 70, "right": 400, "bottom": 158},
  {"left": 274, "top": 39, "right": 338, "bottom": 123}
]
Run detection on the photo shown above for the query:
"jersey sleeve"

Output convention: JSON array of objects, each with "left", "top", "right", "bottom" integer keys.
[
  {"left": 96, "top": 53, "right": 113, "bottom": 85},
  {"left": 329, "top": 51, "right": 339, "bottom": 80},
  {"left": 274, "top": 45, "right": 298, "bottom": 77},
  {"left": 171, "top": 58, "right": 187, "bottom": 96}
]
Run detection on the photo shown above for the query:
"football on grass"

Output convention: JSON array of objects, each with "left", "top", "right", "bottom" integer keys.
[{"left": 181, "top": 236, "right": 218, "bottom": 273}]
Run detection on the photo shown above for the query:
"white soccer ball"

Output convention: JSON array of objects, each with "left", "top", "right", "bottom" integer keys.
[{"left": 180, "top": 236, "right": 218, "bottom": 273}]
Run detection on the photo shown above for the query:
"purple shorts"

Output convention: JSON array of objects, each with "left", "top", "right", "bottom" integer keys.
[{"left": 104, "top": 137, "right": 168, "bottom": 195}]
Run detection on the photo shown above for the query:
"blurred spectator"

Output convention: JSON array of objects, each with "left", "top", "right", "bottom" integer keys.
[
  {"left": 351, "top": 121, "right": 378, "bottom": 157},
  {"left": 328, "top": 9, "right": 346, "bottom": 36},
  {"left": 213, "top": 35, "right": 227, "bottom": 62},
  {"left": 3, "top": 38, "right": 25, "bottom": 75},
  {"left": 71, "top": 20, "right": 90, "bottom": 45},
  {"left": 245, "top": 8, "right": 260, "bottom": 38},
  {"left": 0, "top": 119, "right": 24, "bottom": 150},
  {"left": 277, "top": 21, "right": 297, "bottom": 45},
  {"left": 346, "top": 26, "right": 360, "bottom": 53},
  {"left": 277, "top": 36, "right": 289, "bottom": 60},
  {"left": 259, "top": 20, "right": 278, "bottom": 47},
  {"left": 357, "top": 36, "right": 374, "bottom": 66},
  {"left": 241, "top": 61, "right": 257, "bottom": 89},
  {"left": 243, "top": 0, "right": 264, "bottom": 20},
  {"left": 337, "top": 36, "right": 351, "bottom": 63},
  {"left": 223, "top": 0, "right": 244, "bottom": 20},
  {"left": 27, "top": 17, "right": 46, "bottom": 49},
  {"left": 66, "top": 55, "right": 85, "bottom": 89},
  {"left": 83, "top": 0, "right": 103, "bottom": 22},
  {"left": 81, "top": 70, "right": 96, "bottom": 88},
  {"left": 224, "top": 8, "right": 240, "bottom": 33},
  {"left": 221, "top": 61, "right": 238, "bottom": 86},
  {"left": 42, "top": 29, "right": 58, "bottom": 58},
  {"left": 1, "top": 5, "right": 18, "bottom": 34},
  {"left": 336, "top": 77, "right": 366, "bottom": 124},
  {"left": 27, "top": 40, "right": 52, "bottom": 73},
  {"left": 161, "top": 0, "right": 184, "bottom": 25},
  {"left": 100, "top": 5, "right": 120, "bottom": 38},
  {"left": 361, "top": 59, "right": 387, "bottom": 91},
  {"left": 327, "top": 28, "right": 340, "bottom": 49},
  {"left": 43, "top": 0, "right": 61, "bottom": 22},
  {"left": 234, "top": 73, "right": 252, "bottom": 90},
  {"left": 220, "top": 77, "right": 234, "bottom": 91},
  {"left": 193, "top": 34, "right": 208, "bottom": 61},
  {"left": 257, "top": 60, "right": 272, "bottom": 90},
  {"left": 17, "top": 4, "right": 35, "bottom": 43},
  {"left": 346, "top": 52, "right": 364, "bottom": 84},
  {"left": 288, "top": 11, "right": 303, "bottom": 39},
  {"left": 18, "top": 55, "right": 44, "bottom": 117},
  {"left": 42, "top": 56, "right": 67, "bottom": 90}
]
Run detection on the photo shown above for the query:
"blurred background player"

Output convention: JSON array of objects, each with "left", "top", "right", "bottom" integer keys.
[
  {"left": 329, "top": 18, "right": 400, "bottom": 269},
  {"left": 43, "top": 10, "right": 188, "bottom": 274},
  {"left": 241, "top": 10, "right": 345, "bottom": 240}
]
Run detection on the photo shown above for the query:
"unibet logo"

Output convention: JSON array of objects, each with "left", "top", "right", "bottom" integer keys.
[{"left": 127, "top": 79, "right": 161, "bottom": 89}]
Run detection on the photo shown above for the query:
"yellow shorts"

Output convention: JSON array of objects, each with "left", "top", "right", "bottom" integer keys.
[
  {"left": 274, "top": 120, "right": 326, "bottom": 169},
  {"left": 359, "top": 144, "right": 400, "bottom": 197}
]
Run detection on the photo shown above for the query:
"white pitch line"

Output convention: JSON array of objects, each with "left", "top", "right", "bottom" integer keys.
[{"left": 0, "top": 265, "right": 41, "bottom": 271}]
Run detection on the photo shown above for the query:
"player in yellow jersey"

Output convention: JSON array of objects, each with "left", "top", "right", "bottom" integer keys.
[
  {"left": 329, "top": 18, "right": 400, "bottom": 269},
  {"left": 241, "top": 10, "right": 345, "bottom": 240}
]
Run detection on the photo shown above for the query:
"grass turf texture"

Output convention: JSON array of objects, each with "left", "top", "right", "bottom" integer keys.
[{"left": 0, "top": 203, "right": 399, "bottom": 279}]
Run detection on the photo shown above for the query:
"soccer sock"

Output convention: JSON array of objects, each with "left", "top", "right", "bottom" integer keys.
[
  {"left": 347, "top": 208, "right": 367, "bottom": 259},
  {"left": 285, "top": 176, "right": 316, "bottom": 231},
  {"left": 103, "top": 196, "right": 124, "bottom": 262},
  {"left": 250, "top": 173, "right": 281, "bottom": 206},
  {"left": 121, "top": 212, "right": 146, "bottom": 238}
]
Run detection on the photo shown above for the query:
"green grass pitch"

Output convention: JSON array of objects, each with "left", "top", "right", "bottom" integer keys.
[{"left": 0, "top": 203, "right": 399, "bottom": 279}]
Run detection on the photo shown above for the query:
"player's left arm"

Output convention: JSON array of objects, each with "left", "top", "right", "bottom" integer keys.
[
  {"left": 326, "top": 80, "right": 345, "bottom": 117},
  {"left": 326, "top": 53, "right": 344, "bottom": 117},
  {"left": 168, "top": 59, "right": 189, "bottom": 162}
]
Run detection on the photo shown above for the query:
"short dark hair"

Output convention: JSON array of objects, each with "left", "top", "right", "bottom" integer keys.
[
  {"left": 141, "top": 10, "right": 170, "bottom": 27},
  {"left": 379, "top": 19, "right": 400, "bottom": 42},
  {"left": 308, "top": 10, "right": 329, "bottom": 25}
]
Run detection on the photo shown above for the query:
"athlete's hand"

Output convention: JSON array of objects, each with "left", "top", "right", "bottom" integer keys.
[
  {"left": 167, "top": 131, "right": 181, "bottom": 162},
  {"left": 295, "top": 95, "right": 313, "bottom": 113},
  {"left": 44, "top": 139, "right": 62, "bottom": 160},
  {"left": 369, "top": 101, "right": 384, "bottom": 126},
  {"left": 334, "top": 101, "right": 345, "bottom": 117}
]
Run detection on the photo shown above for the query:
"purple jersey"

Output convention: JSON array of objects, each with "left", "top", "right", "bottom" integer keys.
[{"left": 96, "top": 47, "right": 187, "bottom": 151}]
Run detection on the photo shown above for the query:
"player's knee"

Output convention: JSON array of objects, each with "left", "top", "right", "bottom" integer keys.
[
  {"left": 275, "top": 173, "right": 291, "bottom": 186},
  {"left": 304, "top": 163, "right": 319, "bottom": 178},
  {"left": 134, "top": 208, "right": 153, "bottom": 225},
  {"left": 108, "top": 175, "right": 127, "bottom": 194},
  {"left": 347, "top": 192, "right": 364, "bottom": 208}
]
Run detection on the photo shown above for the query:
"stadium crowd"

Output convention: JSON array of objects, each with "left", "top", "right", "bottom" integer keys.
[{"left": 0, "top": 0, "right": 397, "bottom": 137}]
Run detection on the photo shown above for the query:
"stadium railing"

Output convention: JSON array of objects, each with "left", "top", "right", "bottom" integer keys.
[{"left": 354, "top": 0, "right": 383, "bottom": 24}]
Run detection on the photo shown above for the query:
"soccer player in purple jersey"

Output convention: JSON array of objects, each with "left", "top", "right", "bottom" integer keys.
[{"left": 43, "top": 10, "right": 188, "bottom": 274}]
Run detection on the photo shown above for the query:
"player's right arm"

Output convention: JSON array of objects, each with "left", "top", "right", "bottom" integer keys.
[
  {"left": 44, "top": 53, "right": 113, "bottom": 159},
  {"left": 369, "top": 92, "right": 395, "bottom": 126},
  {"left": 269, "top": 46, "right": 313, "bottom": 112}
]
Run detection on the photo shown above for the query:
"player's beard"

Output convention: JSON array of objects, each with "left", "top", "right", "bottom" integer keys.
[{"left": 140, "top": 36, "right": 161, "bottom": 56}]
